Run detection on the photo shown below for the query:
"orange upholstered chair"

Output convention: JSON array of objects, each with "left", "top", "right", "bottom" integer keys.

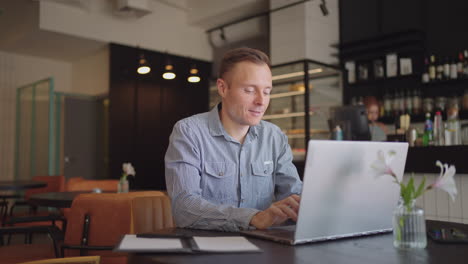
[
  {"left": 62, "top": 191, "right": 166, "bottom": 264},
  {"left": 131, "top": 195, "right": 174, "bottom": 234},
  {"left": 65, "top": 179, "right": 119, "bottom": 192}
]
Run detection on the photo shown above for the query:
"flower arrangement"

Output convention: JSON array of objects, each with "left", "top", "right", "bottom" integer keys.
[
  {"left": 372, "top": 150, "right": 457, "bottom": 249},
  {"left": 371, "top": 150, "right": 457, "bottom": 210},
  {"left": 121, "top": 162, "right": 136, "bottom": 182}
]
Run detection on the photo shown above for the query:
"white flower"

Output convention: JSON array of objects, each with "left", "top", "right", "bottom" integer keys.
[
  {"left": 122, "top": 162, "right": 136, "bottom": 176},
  {"left": 429, "top": 161, "right": 457, "bottom": 202},
  {"left": 371, "top": 150, "right": 400, "bottom": 182}
]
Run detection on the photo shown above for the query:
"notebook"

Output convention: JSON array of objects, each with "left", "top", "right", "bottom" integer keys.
[{"left": 241, "top": 140, "right": 408, "bottom": 245}]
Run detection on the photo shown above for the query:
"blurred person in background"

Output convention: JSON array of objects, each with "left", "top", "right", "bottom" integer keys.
[{"left": 364, "top": 96, "right": 388, "bottom": 141}]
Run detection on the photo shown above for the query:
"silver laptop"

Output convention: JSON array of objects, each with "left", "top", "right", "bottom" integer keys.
[{"left": 241, "top": 140, "right": 408, "bottom": 245}]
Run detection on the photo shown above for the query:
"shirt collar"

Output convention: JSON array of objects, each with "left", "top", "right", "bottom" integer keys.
[
  {"left": 208, "top": 103, "right": 259, "bottom": 139},
  {"left": 208, "top": 104, "right": 224, "bottom": 136}
]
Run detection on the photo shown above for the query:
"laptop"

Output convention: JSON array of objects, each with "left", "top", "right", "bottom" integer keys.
[{"left": 241, "top": 140, "right": 409, "bottom": 245}]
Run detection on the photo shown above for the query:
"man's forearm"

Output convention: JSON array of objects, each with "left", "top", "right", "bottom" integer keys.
[{"left": 172, "top": 194, "right": 259, "bottom": 231}]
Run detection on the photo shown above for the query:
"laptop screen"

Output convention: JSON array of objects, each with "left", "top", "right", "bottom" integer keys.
[{"left": 294, "top": 140, "right": 408, "bottom": 243}]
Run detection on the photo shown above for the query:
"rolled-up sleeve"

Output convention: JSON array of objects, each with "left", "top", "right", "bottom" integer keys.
[
  {"left": 165, "top": 121, "right": 259, "bottom": 231},
  {"left": 274, "top": 133, "right": 303, "bottom": 201}
]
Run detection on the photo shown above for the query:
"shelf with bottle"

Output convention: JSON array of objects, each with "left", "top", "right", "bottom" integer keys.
[
  {"left": 346, "top": 73, "right": 421, "bottom": 86},
  {"left": 421, "top": 51, "right": 468, "bottom": 84}
]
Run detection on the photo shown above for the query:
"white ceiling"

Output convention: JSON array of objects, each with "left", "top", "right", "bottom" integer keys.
[{"left": 0, "top": 0, "right": 269, "bottom": 62}]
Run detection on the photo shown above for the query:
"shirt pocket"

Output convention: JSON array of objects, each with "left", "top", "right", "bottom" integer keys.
[
  {"left": 251, "top": 160, "right": 274, "bottom": 202},
  {"left": 203, "top": 161, "right": 236, "bottom": 201}
]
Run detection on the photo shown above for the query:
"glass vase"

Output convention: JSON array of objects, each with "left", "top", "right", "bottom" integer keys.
[
  {"left": 393, "top": 198, "right": 427, "bottom": 249},
  {"left": 118, "top": 179, "right": 129, "bottom": 193}
]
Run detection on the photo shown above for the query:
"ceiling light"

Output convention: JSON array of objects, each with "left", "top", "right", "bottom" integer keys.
[
  {"left": 137, "top": 53, "right": 151, "bottom": 75},
  {"left": 188, "top": 65, "right": 201, "bottom": 83},
  {"left": 162, "top": 64, "right": 176, "bottom": 80}
]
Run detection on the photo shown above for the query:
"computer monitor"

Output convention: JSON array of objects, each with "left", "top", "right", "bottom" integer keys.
[{"left": 329, "top": 105, "right": 371, "bottom": 141}]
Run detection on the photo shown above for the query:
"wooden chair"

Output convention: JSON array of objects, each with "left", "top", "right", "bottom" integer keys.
[
  {"left": 61, "top": 191, "right": 167, "bottom": 264},
  {"left": 18, "top": 256, "right": 100, "bottom": 264}
]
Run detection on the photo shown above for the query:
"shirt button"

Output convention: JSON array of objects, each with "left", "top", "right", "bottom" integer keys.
[
  {"left": 241, "top": 199, "right": 245, "bottom": 202},
  {"left": 218, "top": 172, "right": 224, "bottom": 176},
  {"left": 240, "top": 173, "right": 243, "bottom": 177},
  {"left": 264, "top": 170, "right": 267, "bottom": 174}
]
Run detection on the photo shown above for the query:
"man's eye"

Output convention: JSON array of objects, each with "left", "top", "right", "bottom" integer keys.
[
  {"left": 245, "top": 88, "right": 255, "bottom": 93},
  {"left": 264, "top": 90, "right": 271, "bottom": 95}
]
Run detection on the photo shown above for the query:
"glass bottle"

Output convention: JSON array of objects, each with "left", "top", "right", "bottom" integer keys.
[
  {"left": 433, "top": 111, "right": 444, "bottom": 146},
  {"left": 429, "top": 55, "right": 436, "bottom": 81},
  {"left": 393, "top": 90, "right": 400, "bottom": 117},
  {"left": 412, "top": 89, "right": 422, "bottom": 115},
  {"left": 436, "top": 56, "right": 444, "bottom": 80},
  {"left": 463, "top": 89, "right": 468, "bottom": 110},
  {"left": 393, "top": 198, "right": 427, "bottom": 249},
  {"left": 445, "top": 108, "right": 462, "bottom": 145},
  {"left": 405, "top": 90, "right": 413, "bottom": 115},
  {"left": 422, "top": 57, "right": 430, "bottom": 83},
  {"left": 443, "top": 56, "right": 450, "bottom": 80},
  {"left": 450, "top": 56, "right": 458, "bottom": 79},
  {"left": 398, "top": 90, "right": 405, "bottom": 115},
  {"left": 457, "top": 52, "right": 464, "bottom": 77},
  {"left": 423, "top": 113, "right": 434, "bottom": 146}
]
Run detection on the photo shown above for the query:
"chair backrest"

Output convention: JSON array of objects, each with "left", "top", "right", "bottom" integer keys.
[
  {"left": 25, "top": 175, "right": 66, "bottom": 199},
  {"left": 63, "top": 191, "right": 167, "bottom": 262},
  {"left": 66, "top": 179, "right": 119, "bottom": 192},
  {"left": 18, "top": 256, "right": 100, "bottom": 264},
  {"left": 131, "top": 195, "right": 174, "bottom": 234}
]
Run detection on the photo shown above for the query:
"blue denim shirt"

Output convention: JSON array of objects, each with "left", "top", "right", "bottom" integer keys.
[{"left": 165, "top": 104, "right": 302, "bottom": 231}]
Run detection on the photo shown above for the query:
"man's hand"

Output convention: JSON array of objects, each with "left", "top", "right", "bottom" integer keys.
[{"left": 249, "top": 194, "right": 301, "bottom": 229}]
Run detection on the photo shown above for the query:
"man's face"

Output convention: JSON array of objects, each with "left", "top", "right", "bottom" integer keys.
[
  {"left": 217, "top": 61, "right": 272, "bottom": 128},
  {"left": 367, "top": 104, "right": 379, "bottom": 122}
]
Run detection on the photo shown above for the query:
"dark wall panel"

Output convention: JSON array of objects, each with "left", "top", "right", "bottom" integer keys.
[
  {"left": 339, "top": 0, "right": 379, "bottom": 43},
  {"left": 381, "top": 0, "right": 424, "bottom": 35},
  {"left": 109, "top": 43, "right": 211, "bottom": 190}
]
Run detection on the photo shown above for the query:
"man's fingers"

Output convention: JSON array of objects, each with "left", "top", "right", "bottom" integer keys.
[
  {"left": 291, "top": 194, "right": 301, "bottom": 203},
  {"left": 277, "top": 204, "right": 298, "bottom": 222},
  {"left": 269, "top": 205, "right": 288, "bottom": 218},
  {"left": 284, "top": 196, "right": 300, "bottom": 211}
]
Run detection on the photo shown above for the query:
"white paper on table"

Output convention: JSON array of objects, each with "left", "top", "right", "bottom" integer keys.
[
  {"left": 118, "top": 234, "right": 183, "bottom": 251},
  {"left": 193, "top": 236, "right": 261, "bottom": 252}
]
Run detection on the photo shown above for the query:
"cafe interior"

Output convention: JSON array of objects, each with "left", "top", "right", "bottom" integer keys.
[{"left": 1, "top": 0, "right": 468, "bottom": 263}]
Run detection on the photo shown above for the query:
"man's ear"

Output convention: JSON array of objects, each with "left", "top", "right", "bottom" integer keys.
[{"left": 217, "top": 78, "right": 227, "bottom": 98}]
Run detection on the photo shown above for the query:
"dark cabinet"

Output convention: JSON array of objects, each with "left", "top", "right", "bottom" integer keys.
[{"left": 109, "top": 44, "right": 211, "bottom": 190}]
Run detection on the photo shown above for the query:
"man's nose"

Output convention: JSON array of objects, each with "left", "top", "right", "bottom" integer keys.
[{"left": 254, "top": 93, "right": 265, "bottom": 105}]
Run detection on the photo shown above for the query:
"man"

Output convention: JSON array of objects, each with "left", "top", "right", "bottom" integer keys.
[{"left": 165, "top": 47, "right": 302, "bottom": 231}]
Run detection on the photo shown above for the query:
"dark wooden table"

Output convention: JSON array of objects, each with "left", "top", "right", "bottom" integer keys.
[
  {"left": 29, "top": 191, "right": 118, "bottom": 208},
  {"left": 28, "top": 191, "right": 90, "bottom": 208},
  {"left": 129, "top": 220, "right": 468, "bottom": 264},
  {"left": 0, "top": 180, "right": 47, "bottom": 191}
]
